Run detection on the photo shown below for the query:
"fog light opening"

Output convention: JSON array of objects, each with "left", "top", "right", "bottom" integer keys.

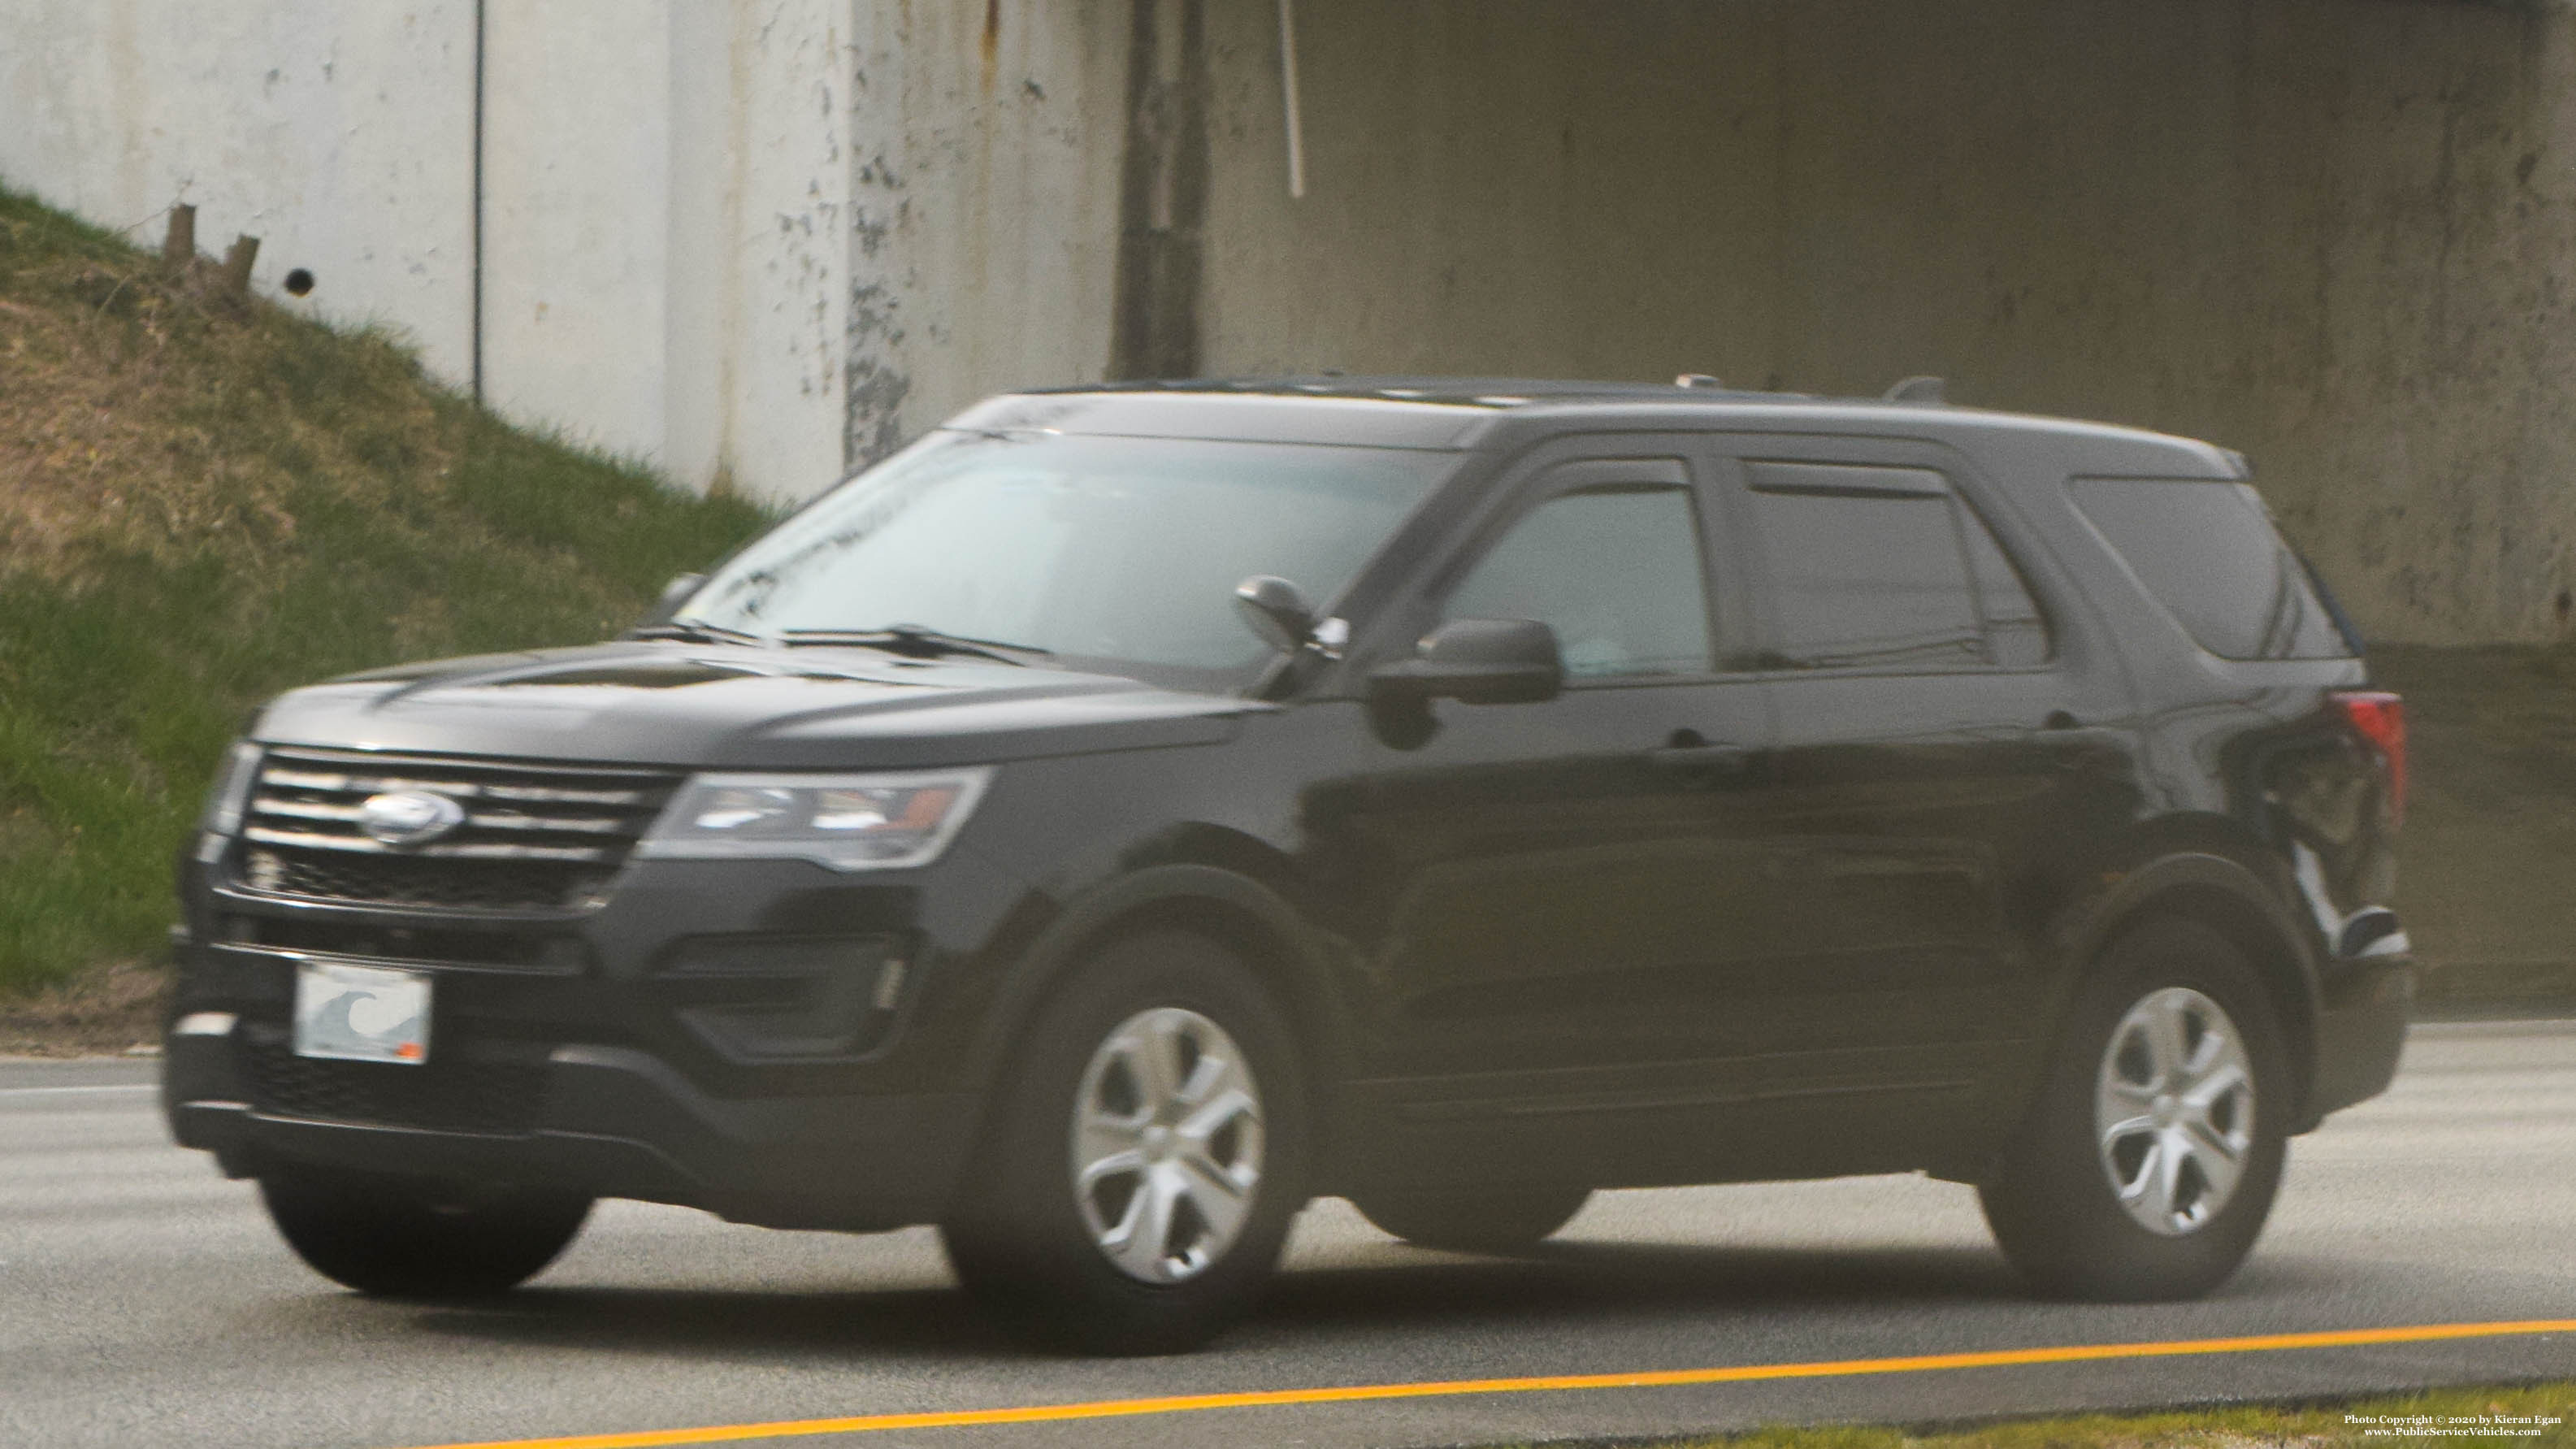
[{"left": 871, "top": 957, "right": 909, "bottom": 1013}]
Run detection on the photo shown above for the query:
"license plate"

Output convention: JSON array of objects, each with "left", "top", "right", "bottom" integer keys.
[{"left": 293, "top": 961, "right": 432, "bottom": 1065}]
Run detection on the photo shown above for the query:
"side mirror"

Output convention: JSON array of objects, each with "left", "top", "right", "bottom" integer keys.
[
  {"left": 1370, "top": 618, "right": 1563, "bottom": 706},
  {"left": 1234, "top": 575, "right": 1317, "bottom": 653},
  {"left": 638, "top": 573, "right": 705, "bottom": 629}
]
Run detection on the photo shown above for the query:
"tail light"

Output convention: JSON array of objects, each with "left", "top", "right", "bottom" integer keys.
[{"left": 2332, "top": 690, "right": 2406, "bottom": 825}]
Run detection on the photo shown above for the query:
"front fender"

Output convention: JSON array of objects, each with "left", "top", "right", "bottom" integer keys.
[{"left": 955, "top": 861, "right": 1355, "bottom": 1158}]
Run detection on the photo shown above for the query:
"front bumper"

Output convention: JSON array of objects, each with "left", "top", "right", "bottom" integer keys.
[
  {"left": 166, "top": 1021, "right": 977, "bottom": 1230},
  {"left": 162, "top": 841, "right": 1031, "bottom": 1230}
]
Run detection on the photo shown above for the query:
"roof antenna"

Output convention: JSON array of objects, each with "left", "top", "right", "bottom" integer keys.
[
  {"left": 1674, "top": 373, "right": 1725, "bottom": 389},
  {"left": 1884, "top": 375, "right": 1946, "bottom": 403}
]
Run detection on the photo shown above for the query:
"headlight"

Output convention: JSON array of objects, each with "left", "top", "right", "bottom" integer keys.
[
  {"left": 635, "top": 768, "right": 994, "bottom": 871},
  {"left": 199, "top": 741, "right": 264, "bottom": 836}
]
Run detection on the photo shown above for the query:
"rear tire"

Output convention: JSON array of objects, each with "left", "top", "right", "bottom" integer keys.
[
  {"left": 1980, "top": 915, "right": 2288, "bottom": 1301},
  {"left": 260, "top": 1165, "right": 591, "bottom": 1298},
  {"left": 1352, "top": 1185, "right": 1591, "bottom": 1253},
  {"left": 939, "top": 931, "right": 1310, "bottom": 1355}
]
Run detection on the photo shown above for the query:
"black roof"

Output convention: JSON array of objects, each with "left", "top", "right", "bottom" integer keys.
[
  {"left": 950, "top": 375, "right": 2240, "bottom": 480},
  {"left": 1018, "top": 375, "right": 1805, "bottom": 408}
]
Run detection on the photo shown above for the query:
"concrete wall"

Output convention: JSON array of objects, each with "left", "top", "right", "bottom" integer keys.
[
  {"left": 1768, "top": 1, "right": 2576, "bottom": 646},
  {"left": 7, "top": 0, "right": 2575, "bottom": 640},
  {"left": 841, "top": 1, "right": 1130, "bottom": 463},
  {"left": 479, "top": 1, "right": 672, "bottom": 466},
  {"left": 662, "top": 0, "right": 855, "bottom": 504},
  {"left": 1188, "top": 0, "right": 2576, "bottom": 644},
  {"left": 1198, "top": 2, "right": 1782, "bottom": 385},
  {"left": 0, "top": 0, "right": 478, "bottom": 379},
  {"left": 0, "top": 0, "right": 856, "bottom": 505}
]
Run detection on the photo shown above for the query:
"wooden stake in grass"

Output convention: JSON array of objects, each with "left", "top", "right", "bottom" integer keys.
[
  {"left": 161, "top": 204, "right": 195, "bottom": 267},
  {"left": 219, "top": 233, "right": 259, "bottom": 299}
]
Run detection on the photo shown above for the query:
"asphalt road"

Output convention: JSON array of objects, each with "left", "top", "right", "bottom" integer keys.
[{"left": 3, "top": 1021, "right": 2573, "bottom": 1449}]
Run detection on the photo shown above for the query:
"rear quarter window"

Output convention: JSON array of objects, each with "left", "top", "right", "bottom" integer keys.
[{"left": 2068, "top": 478, "right": 2353, "bottom": 661}]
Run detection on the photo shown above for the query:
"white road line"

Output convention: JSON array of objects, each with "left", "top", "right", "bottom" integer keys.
[
  {"left": 0, "top": 1083, "right": 155, "bottom": 1097},
  {"left": 2411, "top": 1017, "right": 2576, "bottom": 1035}
]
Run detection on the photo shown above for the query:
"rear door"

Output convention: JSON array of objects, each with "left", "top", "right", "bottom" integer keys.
[{"left": 1706, "top": 434, "right": 2126, "bottom": 1148}]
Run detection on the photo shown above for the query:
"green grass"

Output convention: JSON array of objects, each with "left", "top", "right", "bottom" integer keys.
[
  {"left": 1529, "top": 1379, "right": 2576, "bottom": 1447},
  {"left": 2370, "top": 644, "right": 2576, "bottom": 997},
  {"left": 0, "top": 186, "right": 773, "bottom": 996}
]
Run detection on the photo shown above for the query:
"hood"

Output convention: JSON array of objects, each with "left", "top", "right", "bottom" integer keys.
[{"left": 250, "top": 642, "right": 1255, "bottom": 768}]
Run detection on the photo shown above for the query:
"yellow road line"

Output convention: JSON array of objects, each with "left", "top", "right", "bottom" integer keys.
[{"left": 410, "top": 1317, "right": 2576, "bottom": 1449}]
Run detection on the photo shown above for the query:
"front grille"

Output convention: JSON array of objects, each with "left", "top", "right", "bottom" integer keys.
[
  {"left": 239, "top": 848, "right": 608, "bottom": 913},
  {"left": 239, "top": 1024, "right": 548, "bottom": 1136},
  {"left": 225, "top": 915, "right": 580, "bottom": 973},
  {"left": 234, "top": 748, "right": 679, "bottom": 914}
]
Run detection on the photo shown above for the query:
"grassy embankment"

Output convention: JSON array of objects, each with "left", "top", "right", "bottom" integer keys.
[
  {"left": 1620, "top": 1377, "right": 2575, "bottom": 1447},
  {"left": 0, "top": 186, "right": 770, "bottom": 1048}
]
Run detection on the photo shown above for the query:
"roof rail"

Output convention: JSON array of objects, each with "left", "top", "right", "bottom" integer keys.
[{"left": 1884, "top": 375, "right": 1946, "bottom": 403}]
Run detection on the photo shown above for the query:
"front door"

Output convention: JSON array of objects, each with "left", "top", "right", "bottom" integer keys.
[{"left": 1312, "top": 447, "right": 1782, "bottom": 1188}]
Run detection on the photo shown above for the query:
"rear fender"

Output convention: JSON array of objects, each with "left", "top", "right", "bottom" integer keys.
[{"left": 2029, "top": 848, "right": 2325, "bottom": 1128}]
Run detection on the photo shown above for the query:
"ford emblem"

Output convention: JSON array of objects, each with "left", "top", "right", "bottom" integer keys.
[{"left": 357, "top": 791, "right": 467, "bottom": 847}]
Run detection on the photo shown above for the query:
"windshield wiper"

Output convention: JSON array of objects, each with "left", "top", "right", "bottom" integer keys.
[
  {"left": 780, "top": 624, "right": 1054, "bottom": 665},
  {"left": 629, "top": 621, "right": 769, "bottom": 647}
]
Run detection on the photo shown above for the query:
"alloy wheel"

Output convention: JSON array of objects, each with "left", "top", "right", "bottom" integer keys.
[
  {"left": 1069, "top": 1006, "right": 1266, "bottom": 1283},
  {"left": 2093, "top": 986, "right": 2257, "bottom": 1236}
]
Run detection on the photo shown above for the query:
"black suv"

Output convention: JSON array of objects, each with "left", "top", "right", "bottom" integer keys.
[{"left": 164, "top": 380, "right": 2411, "bottom": 1352}]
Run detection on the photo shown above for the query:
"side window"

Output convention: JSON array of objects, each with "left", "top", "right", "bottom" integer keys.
[
  {"left": 1445, "top": 485, "right": 1712, "bottom": 679},
  {"left": 1959, "top": 502, "right": 2052, "bottom": 667},
  {"left": 1744, "top": 461, "right": 2052, "bottom": 671}
]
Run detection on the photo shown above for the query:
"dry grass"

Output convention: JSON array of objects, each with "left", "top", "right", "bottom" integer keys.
[
  {"left": 0, "top": 202, "right": 671, "bottom": 625},
  {"left": 0, "top": 186, "right": 773, "bottom": 1002},
  {"left": 0, "top": 261, "right": 320, "bottom": 583},
  {"left": 0, "top": 957, "right": 165, "bottom": 1056}
]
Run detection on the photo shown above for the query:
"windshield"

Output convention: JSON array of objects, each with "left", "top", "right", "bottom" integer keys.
[{"left": 676, "top": 430, "right": 1454, "bottom": 690}]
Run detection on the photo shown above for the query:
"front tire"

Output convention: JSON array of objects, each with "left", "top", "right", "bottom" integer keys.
[
  {"left": 1353, "top": 1185, "right": 1591, "bottom": 1253},
  {"left": 939, "top": 931, "right": 1310, "bottom": 1355},
  {"left": 1980, "top": 915, "right": 2288, "bottom": 1301},
  {"left": 259, "top": 1165, "right": 592, "bottom": 1298}
]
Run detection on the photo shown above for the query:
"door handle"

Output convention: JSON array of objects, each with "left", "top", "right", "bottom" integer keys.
[{"left": 1646, "top": 743, "right": 1754, "bottom": 771}]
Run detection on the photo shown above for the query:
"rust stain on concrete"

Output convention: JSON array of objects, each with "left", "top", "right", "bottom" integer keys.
[{"left": 981, "top": 0, "right": 1000, "bottom": 91}]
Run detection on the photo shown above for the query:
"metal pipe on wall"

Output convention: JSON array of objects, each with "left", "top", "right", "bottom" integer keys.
[
  {"left": 1278, "top": 0, "right": 1305, "bottom": 199},
  {"left": 470, "top": 0, "right": 487, "bottom": 404}
]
